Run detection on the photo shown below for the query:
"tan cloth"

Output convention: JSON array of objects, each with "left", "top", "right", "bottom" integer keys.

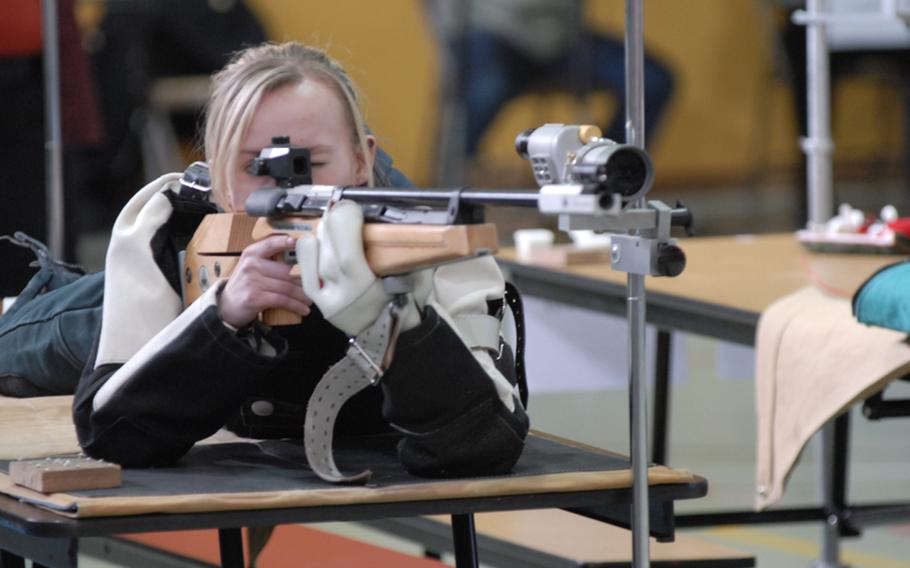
[{"left": 755, "top": 286, "right": 910, "bottom": 510}]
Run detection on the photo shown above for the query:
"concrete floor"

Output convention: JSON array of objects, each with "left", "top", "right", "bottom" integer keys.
[{"left": 527, "top": 335, "right": 910, "bottom": 568}]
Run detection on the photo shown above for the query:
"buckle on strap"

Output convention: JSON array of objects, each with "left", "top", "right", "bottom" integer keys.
[
  {"left": 453, "top": 313, "right": 501, "bottom": 352},
  {"left": 346, "top": 336, "right": 383, "bottom": 383},
  {"left": 345, "top": 295, "right": 408, "bottom": 385}
]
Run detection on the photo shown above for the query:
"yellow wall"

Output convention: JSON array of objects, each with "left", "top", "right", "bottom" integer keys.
[
  {"left": 244, "top": 0, "right": 905, "bottom": 187},
  {"left": 247, "top": 0, "right": 439, "bottom": 183}
]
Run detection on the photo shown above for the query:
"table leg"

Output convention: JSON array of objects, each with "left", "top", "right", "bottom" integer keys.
[
  {"left": 451, "top": 513, "right": 479, "bottom": 568},
  {"left": 0, "top": 530, "right": 75, "bottom": 568},
  {"left": 652, "top": 329, "right": 672, "bottom": 465},
  {"left": 218, "top": 527, "right": 245, "bottom": 568},
  {"left": 814, "top": 414, "right": 850, "bottom": 568},
  {"left": 0, "top": 551, "right": 25, "bottom": 568}
]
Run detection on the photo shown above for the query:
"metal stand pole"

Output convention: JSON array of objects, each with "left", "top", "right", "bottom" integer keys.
[
  {"left": 625, "top": 1, "right": 650, "bottom": 567},
  {"left": 802, "top": 0, "right": 834, "bottom": 225},
  {"left": 42, "top": 0, "right": 65, "bottom": 258},
  {"left": 430, "top": 0, "right": 470, "bottom": 186}
]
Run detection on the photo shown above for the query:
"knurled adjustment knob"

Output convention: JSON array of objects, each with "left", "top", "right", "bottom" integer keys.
[{"left": 656, "top": 243, "right": 686, "bottom": 277}]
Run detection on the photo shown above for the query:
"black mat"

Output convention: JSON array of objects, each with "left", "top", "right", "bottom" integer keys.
[{"left": 0, "top": 434, "right": 630, "bottom": 499}]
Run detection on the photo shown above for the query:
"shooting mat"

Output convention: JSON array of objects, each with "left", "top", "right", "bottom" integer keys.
[{"left": 0, "top": 396, "right": 697, "bottom": 518}]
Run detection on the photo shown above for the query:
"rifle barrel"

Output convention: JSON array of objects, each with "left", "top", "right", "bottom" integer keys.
[{"left": 338, "top": 187, "right": 542, "bottom": 208}]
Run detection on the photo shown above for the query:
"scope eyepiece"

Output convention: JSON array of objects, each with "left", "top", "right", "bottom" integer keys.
[
  {"left": 571, "top": 141, "right": 653, "bottom": 202},
  {"left": 514, "top": 127, "right": 537, "bottom": 160},
  {"left": 600, "top": 147, "right": 649, "bottom": 197},
  {"left": 515, "top": 124, "right": 654, "bottom": 203}
]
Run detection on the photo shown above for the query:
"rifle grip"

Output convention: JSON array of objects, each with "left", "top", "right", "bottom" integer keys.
[
  {"left": 260, "top": 251, "right": 304, "bottom": 326},
  {"left": 261, "top": 308, "right": 303, "bottom": 326}
]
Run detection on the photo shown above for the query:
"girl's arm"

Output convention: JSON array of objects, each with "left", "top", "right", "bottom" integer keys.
[{"left": 73, "top": 283, "right": 287, "bottom": 467}]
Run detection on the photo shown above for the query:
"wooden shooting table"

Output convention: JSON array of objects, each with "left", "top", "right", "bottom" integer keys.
[
  {"left": 0, "top": 396, "right": 706, "bottom": 568},
  {"left": 499, "top": 233, "right": 897, "bottom": 346},
  {"left": 496, "top": 232, "right": 910, "bottom": 559}
]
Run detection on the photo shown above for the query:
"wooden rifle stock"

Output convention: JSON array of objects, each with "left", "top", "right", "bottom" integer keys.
[{"left": 183, "top": 213, "right": 499, "bottom": 325}]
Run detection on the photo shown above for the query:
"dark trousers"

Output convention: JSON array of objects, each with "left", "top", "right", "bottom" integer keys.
[
  {"left": 0, "top": 56, "right": 47, "bottom": 297},
  {"left": 458, "top": 29, "right": 676, "bottom": 156}
]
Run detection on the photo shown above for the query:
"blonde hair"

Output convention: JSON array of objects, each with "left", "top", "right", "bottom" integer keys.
[{"left": 203, "top": 42, "right": 377, "bottom": 210}]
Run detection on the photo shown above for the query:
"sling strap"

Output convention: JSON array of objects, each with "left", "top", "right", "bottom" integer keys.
[{"left": 303, "top": 296, "right": 406, "bottom": 483}]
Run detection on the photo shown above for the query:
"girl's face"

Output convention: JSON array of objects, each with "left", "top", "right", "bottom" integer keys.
[{"left": 231, "top": 78, "right": 375, "bottom": 212}]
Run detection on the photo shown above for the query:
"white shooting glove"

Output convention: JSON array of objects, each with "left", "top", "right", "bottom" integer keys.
[
  {"left": 296, "top": 200, "right": 388, "bottom": 336},
  {"left": 296, "top": 199, "right": 428, "bottom": 336}
]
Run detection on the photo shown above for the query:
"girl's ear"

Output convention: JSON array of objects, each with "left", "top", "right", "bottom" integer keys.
[{"left": 355, "top": 135, "right": 377, "bottom": 185}]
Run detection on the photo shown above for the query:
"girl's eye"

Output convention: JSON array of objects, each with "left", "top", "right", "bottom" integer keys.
[{"left": 311, "top": 162, "right": 326, "bottom": 168}]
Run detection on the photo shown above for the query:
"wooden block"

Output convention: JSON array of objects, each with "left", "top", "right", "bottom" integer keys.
[
  {"left": 526, "top": 244, "right": 612, "bottom": 268},
  {"left": 9, "top": 456, "right": 122, "bottom": 493}
]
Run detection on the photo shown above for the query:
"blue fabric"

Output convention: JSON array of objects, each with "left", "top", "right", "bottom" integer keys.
[
  {"left": 0, "top": 267, "right": 104, "bottom": 396},
  {"left": 375, "top": 144, "right": 413, "bottom": 187},
  {"left": 457, "top": 29, "right": 675, "bottom": 156},
  {"left": 852, "top": 260, "right": 910, "bottom": 333}
]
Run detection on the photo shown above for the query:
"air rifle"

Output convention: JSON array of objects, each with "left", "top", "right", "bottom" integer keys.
[{"left": 182, "top": 125, "right": 692, "bottom": 324}]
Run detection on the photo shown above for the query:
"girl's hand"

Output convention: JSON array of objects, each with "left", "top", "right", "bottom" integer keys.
[{"left": 220, "top": 235, "right": 313, "bottom": 329}]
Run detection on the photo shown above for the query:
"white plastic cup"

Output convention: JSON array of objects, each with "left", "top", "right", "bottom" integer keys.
[
  {"left": 569, "top": 230, "right": 612, "bottom": 249},
  {"left": 514, "top": 229, "right": 555, "bottom": 261}
]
